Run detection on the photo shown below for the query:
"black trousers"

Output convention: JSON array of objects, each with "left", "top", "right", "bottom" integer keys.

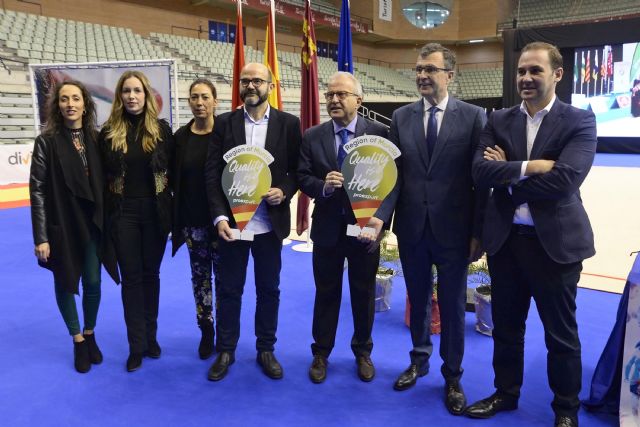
[
  {"left": 114, "top": 197, "right": 167, "bottom": 354},
  {"left": 311, "top": 232, "right": 379, "bottom": 358},
  {"left": 216, "top": 231, "right": 282, "bottom": 353},
  {"left": 398, "top": 217, "right": 468, "bottom": 380},
  {"left": 488, "top": 228, "right": 582, "bottom": 417}
]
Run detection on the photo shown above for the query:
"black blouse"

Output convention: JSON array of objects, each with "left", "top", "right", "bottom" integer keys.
[
  {"left": 178, "top": 129, "right": 211, "bottom": 227},
  {"left": 123, "top": 112, "right": 154, "bottom": 198}
]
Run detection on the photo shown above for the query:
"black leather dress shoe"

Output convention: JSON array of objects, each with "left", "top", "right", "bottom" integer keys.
[
  {"left": 309, "top": 355, "right": 328, "bottom": 384},
  {"left": 393, "top": 364, "right": 427, "bottom": 391},
  {"left": 464, "top": 392, "right": 518, "bottom": 419},
  {"left": 257, "top": 351, "right": 283, "bottom": 379},
  {"left": 126, "top": 353, "right": 143, "bottom": 372},
  {"left": 444, "top": 379, "right": 467, "bottom": 415},
  {"left": 144, "top": 340, "right": 161, "bottom": 359},
  {"left": 207, "top": 351, "right": 235, "bottom": 381},
  {"left": 554, "top": 415, "right": 578, "bottom": 427},
  {"left": 356, "top": 356, "right": 375, "bottom": 382}
]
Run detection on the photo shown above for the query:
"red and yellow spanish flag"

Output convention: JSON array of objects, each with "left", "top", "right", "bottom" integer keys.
[
  {"left": 584, "top": 50, "right": 591, "bottom": 84},
  {"left": 296, "top": 0, "right": 321, "bottom": 235},
  {"left": 231, "top": 0, "right": 245, "bottom": 109},
  {"left": 0, "top": 184, "right": 29, "bottom": 209},
  {"left": 263, "top": 0, "right": 282, "bottom": 110}
]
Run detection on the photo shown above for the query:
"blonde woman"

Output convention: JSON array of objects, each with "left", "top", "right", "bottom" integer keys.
[{"left": 100, "top": 70, "right": 174, "bottom": 372}]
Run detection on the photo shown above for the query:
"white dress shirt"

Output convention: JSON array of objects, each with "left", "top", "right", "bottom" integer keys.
[
  {"left": 214, "top": 105, "right": 273, "bottom": 234},
  {"left": 512, "top": 95, "right": 556, "bottom": 226},
  {"left": 423, "top": 95, "right": 449, "bottom": 138}
]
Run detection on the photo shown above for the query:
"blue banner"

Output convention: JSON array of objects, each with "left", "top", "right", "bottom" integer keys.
[
  {"left": 337, "top": 0, "right": 353, "bottom": 73},
  {"left": 208, "top": 21, "right": 217, "bottom": 41},
  {"left": 218, "top": 24, "right": 227, "bottom": 42},
  {"left": 229, "top": 24, "right": 236, "bottom": 44}
]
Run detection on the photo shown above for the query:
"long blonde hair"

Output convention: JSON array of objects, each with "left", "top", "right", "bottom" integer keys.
[{"left": 104, "top": 70, "right": 162, "bottom": 153}]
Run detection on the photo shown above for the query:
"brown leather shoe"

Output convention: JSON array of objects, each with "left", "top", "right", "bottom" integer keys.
[
  {"left": 207, "top": 351, "right": 235, "bottom": 381},
  {"left": 257, "top": 351, "right": 283, "bottom": 379},
  {"left": 309, "top": 355, "right": 328, "bottom": 384},
  {"left": 356, "top": 355, "right": 375, "bottom": 382}
]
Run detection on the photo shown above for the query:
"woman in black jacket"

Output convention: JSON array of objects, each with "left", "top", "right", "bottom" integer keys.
[
  {"left": 30, "top": 80, "right": 116, "bottom": 373},
  {"left": 172, "top": 78, "right": 220, "bottom": 360},
  {"left": 100, "top": 70, "right": 174, "bottom": 372}
]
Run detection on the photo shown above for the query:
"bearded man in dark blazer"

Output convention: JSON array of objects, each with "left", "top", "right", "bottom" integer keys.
[{"left": 205, "top": 63, "right": 301, "bottom": 382}]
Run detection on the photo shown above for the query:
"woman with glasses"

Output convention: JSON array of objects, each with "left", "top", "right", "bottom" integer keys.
[
  {"left": 100, "top": 70, "right": 174, "bottom": 372},
  {"left": 30, "top": 80, "right": 117, "bottom": 373},
  {"left": 171, "top": 78, "right": 220, "bottom": 360}
]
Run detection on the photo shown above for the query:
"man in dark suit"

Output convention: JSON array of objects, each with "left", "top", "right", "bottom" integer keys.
[
  {"left": 204, "top": 63, "right": 301, "bottom": 381},
  {"left": 297, "top": 71, "right": 389, "bottom": 384},
  {"left": 465, "top": 42, "right": 597, "bottom": 427},
  {"left": 376, "top": 43, "right": 487, "bottom": 415}
]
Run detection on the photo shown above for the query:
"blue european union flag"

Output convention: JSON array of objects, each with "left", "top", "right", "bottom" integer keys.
[{"left": 337, "top": 0, "right": 353, "bottom": 73}]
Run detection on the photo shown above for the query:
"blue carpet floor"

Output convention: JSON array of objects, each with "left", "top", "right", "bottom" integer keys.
[{"left": 0, "top": 207, "right": 620, "bottom": 426}]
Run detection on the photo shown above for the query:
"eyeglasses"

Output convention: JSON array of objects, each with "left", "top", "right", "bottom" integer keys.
[
  {"left": 414, "top": 65, "right": 452, "bottom": 75},
  {"left": 240, "top": 78, "right": 271, "bottom": 87},
  {"left": 324, "top": 91, "right": 359, "bottom": 101}
]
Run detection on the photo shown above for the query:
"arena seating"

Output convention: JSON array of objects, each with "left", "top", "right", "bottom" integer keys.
[
  {"left": 505, "top": 0, "right": 640, "bottom": 29},
  {"left": 0, "top": 7, "right": 503, "bottom": 143}
]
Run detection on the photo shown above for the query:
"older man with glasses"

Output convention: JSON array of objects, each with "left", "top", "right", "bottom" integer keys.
[
  {"left": 205, "top": 62, "right": 301, "bottom": 381},
  {"left": 297, "top": 71, "right": 389, "bottom": 384},
  {"left": 381, "top": 43, "right": 488, "bottom": 415}
]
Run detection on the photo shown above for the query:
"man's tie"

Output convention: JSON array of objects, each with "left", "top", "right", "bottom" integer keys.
[
  {"left": 337, "top": 128, "right": 349, "bottom": 168},
  {"left": 426, "top": 106, "right": 439, "bottom": 159}
]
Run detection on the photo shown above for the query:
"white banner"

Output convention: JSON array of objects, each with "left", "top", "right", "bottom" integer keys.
[
  {"left": 379, "top": 0, "right": 392, "bottom": 21},
  {"left": 28, "top": 60, "right": 178, "bottom": 134},
  {"left": 620, "top": 254, "right": 640, "bottom": 426},
  {"left": 0, "top": 143, "right": 34, "bottom": 185}
]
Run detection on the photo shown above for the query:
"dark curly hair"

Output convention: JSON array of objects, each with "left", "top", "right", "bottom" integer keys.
[{"left": 42, "top": 80, "right": 97, "bottom": 140}]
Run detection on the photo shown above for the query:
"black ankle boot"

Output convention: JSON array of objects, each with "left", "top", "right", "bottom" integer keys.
[
  {"left": 73, "top": 340, "right": 91, "bottom": 373},
  {"left": 83, "top": 332, "right": 103, "bottom": 364},
  {"left": 145, "top": 340, "right": 161, "bottom": 359},
  {"left": 126, "top": 353, "right": 143, "bottom": 372},
  {"left": 198, "top": 322, "right": 215, "bottom": 360}
]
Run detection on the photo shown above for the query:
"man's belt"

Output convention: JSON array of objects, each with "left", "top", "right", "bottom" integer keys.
[{"left": 512, "top": 224, "right": 536, "bottom": 236}]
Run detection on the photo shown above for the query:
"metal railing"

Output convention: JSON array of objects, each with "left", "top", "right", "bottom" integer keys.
[{"left": 359, "top": 105, "right": 391, "bottom": 128}]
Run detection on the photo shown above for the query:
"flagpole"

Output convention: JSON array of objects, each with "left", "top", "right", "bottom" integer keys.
[
  {"left": 580, "top": 51, "right": 584, "bottom": 95},
  {"left": 231, "top": 0, "right": 245, "bottom": 109},
  {"left": 292, "top": 0, "right": 319, "bottom": 254},
  {"left": 593, "top": 51, "right": 596, "bottom": 97},
  {"left": 338, "top": 0, "right": 353, "bottom": 73},
  {"left": 600, "top": 47, "right": 604, "bottom": 95},
  {"left": 586, "top": 51, "right": 590, "bottom": 97},
  {"left": 574, "top": 51, "right": 578, "bottom": 94}
]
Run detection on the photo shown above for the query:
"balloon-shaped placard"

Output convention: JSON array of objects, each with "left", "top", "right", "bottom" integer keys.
[
  {"left": 341, "top": 135, "right": 400, "bottom": 237},
  {"left": 221, "top": 145, "right": 274, "bottom": 240}
]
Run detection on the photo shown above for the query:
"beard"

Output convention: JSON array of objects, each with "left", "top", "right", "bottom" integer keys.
[{"left": 241, "top": 89, "right": 269, "bottom": 107}]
